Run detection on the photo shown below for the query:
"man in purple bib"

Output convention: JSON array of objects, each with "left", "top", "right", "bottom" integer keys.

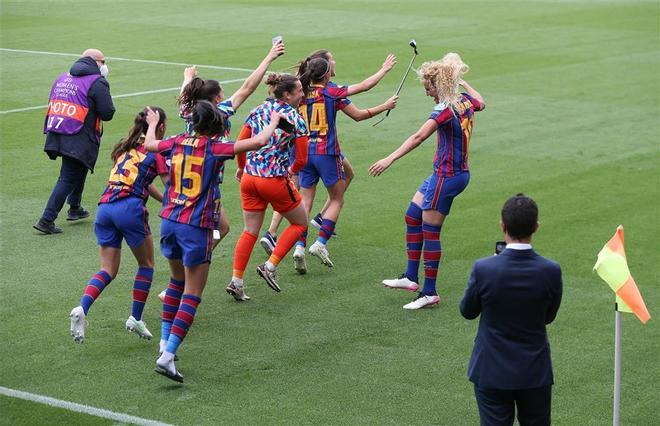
[{"left": 35, "top": 48, "right": 115, "bottom": 234}]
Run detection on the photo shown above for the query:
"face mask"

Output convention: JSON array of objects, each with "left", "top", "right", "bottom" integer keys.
[{"left": 99, "top": 64, "right": 109, "bottom": 77}]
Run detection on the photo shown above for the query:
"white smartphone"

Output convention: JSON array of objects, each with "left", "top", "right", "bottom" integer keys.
[{"left": 272, "top": 35, "right": 283, "bottom": 45}]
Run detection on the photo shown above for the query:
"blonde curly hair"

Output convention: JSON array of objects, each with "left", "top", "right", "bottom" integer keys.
[{"left": 417, "top": 53, "right": 469, "bottom": 111}]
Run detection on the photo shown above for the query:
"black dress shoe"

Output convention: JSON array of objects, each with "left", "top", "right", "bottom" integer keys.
[
  {"left": 33, "top": 218, "right": 62, "bottom": 234},
  {"left": 67, "top": 206, "right": 90, "bottom": 221}
]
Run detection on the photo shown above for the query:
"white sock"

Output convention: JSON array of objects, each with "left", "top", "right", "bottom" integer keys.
[
  {"left": 232, "top": 277, "right": 244, "bottom": 287},
  {"left": 159, "top": 339, "right": 168, "bottom": 353},
  {"left": 265, "top": 261, "right": 276, "bottom": 271}
]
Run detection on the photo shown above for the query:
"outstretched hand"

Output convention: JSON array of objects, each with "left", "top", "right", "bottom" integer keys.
[
  {"left": 268, "top": 40, "right": 286, "bottom": 60},
  {"left": 385, "top": 95, "right": 399, "bottom": 110},
  {"left": 368, "top": 158, "right": 393, "bottom": 176},
  {"left": 382, "top": 54, "right": 397, "bottom": 72},
  {"left": 184, "top": 66, "right": 197, "bottom": 80}
]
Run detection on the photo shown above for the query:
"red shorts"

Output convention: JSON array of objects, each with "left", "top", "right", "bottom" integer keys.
[{"left": 240, "top": 174, "right": 301, "bottom": 213}]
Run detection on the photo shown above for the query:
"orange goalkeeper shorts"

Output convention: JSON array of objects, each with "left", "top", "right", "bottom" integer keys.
[{"left": 240, "top": 173, "right": 301, "bottom": 213}]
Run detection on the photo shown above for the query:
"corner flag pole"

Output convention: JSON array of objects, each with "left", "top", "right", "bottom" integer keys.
[{"left": 613, "top": 306, "right": 622, "bottom": 426}]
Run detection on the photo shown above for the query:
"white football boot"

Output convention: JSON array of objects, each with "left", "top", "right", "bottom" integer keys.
[
  {"left": 382, "top": 274, "right": 420, "bottom": 292},
  {"left": 403, "top": 294, "right": 441, "bottom": 310},
  {"left": 309, "top": 241, "right": 334, "bottom": 267},
  {"left": 293, "top": 245, "right": 307, "bottom": 274},
  {"left": 69, "top": 306, "right": 87, "bottom": 344},
  {"left": 125, "top": 315, "right": 153, "bottom": 339}
]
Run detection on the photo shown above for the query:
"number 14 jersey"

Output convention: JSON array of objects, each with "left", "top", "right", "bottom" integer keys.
[{"left": 299, "top": 82, "right": 351, "bottom": 157}]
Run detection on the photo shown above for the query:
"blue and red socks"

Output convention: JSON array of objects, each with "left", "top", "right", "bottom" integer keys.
[
  {"left": 422, "top": 222, "right": 442, "bottom": 296},
  {"left": 317, "top": 219, "right": 336, "bottom": 245},
  {"left": 404, "top": 203, "right": 423, "bottom": 283},
  {"left": 165, "top": 294, "right": 201, "bottom": 355},
  {"left": 297, "top": 229, "right": 308, "bottom": 249},
  {"left": 131, "top": 266, "right": 153, "bottom": 321},
  {"left": 161, "top": 277, "right": 184, "bottom": 344},
  {"left": 80, "top": 270, "right": 113, "bottom": 315}
]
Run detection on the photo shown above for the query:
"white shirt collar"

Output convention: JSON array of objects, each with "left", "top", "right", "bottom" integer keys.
[{"left": 506, "top": 243, "right": 532, "bottom": 250}]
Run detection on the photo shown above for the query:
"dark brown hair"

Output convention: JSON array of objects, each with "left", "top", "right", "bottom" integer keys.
[
  {"left": 190, "top": 100, "right": 227, "bottom": 136},
  {"left": 178, "top": 77, "right": 222, "bottom": 112},
  {"left": 298, "top": 57, "right": 330, "bottom": 95},
  {"left": 265, "top": 73, "right": 300, "bottom": 99},
  {"left": 111, "top": 106, "right": 167, "bottom": 161}
]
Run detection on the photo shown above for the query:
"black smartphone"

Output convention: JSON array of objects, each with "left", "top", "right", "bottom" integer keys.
[
  {"left": 495, "top": 241, "right": 507, "bottom": 255},
  {"left": 277, "top": 119, "right": 294, "bottom": 133}
]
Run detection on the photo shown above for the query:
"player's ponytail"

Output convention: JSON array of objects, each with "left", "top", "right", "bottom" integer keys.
[
  {"left": 111, "top": 107, "right": 167, "bottom": 161},
  {"left": 191, "top": 100, "right": 227, "bottom": 137},
  {"left": 265, "top": 73, "right": 299, "bottom": 100},
  {"left": 299, "top": 57, "right": 329, "bottom": 95}
]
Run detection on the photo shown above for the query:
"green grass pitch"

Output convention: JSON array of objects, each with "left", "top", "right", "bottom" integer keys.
[{"left": 0, "top": 0, "right": 658, "bottom": 424}]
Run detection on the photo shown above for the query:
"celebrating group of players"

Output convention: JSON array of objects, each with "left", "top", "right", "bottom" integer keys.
[{"left": 67, "top": 40, "right": 484, "bottom": 382}]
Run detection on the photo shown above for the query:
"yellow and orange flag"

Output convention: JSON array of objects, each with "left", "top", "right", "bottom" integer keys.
[{"left": 593, "top": 225, "right": 651, "bottom": 324}]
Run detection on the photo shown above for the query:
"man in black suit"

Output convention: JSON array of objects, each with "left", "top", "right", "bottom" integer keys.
[{"left": 460, "top": 194, "right": 562, "bottom": 425}]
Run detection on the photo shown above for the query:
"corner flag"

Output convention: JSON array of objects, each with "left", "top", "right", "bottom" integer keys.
[{"left": 593, "top": 225, "right": 651, "bottom": 324}]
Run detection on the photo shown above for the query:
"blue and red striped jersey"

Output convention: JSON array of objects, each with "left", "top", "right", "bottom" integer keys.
[
  {"left": 99, "top": 144, "right": 168, "bottom": 204},
  {"left": 299, "top": 83, "right": 349, "bottom": 156},
  {"left": 157, "top": 133, "right": 235, "bottom": 229},
  {"left": 180, "top": 100, "right": 234, "bottom": 183},
  {"left": 429, "top": 93, "right": 484, "bottom": 177}
]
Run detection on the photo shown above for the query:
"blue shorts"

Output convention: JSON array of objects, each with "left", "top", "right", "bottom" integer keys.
[
  {"left": 160, "top": 219, "right": 213, "bottom": 267},
  {"left": 299, "top": 154, "right": 345, "bottom": 189},
  {"left": 418, "top": 172, "right": 470, "bottom": 215},
  {"left": 94, "top": 197, "right": 150, "bottom": 248}
]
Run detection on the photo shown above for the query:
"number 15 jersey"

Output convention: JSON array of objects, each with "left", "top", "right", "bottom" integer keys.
[{"left": 157, "top": 133, "right": 234, "bottom": 229}]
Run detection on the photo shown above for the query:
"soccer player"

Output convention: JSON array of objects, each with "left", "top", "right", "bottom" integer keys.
[
  {"left": 260, "top": 51, "right": 394, "bottom": 268},
  {"left": 178, "top": 41, "right": 285, "bottom": 246},
  {"left": 156, "top": 41, "right": 286, "bottom": 302},
  {"left": 369, "top": 53, "right": 486, "bottom": 310},
  {"left": 143, "top": 101, "right": 281, "bottom": 382},
  {"left": 228, "top": 73, "right": 309, "bottom": 299},
  {"left": 68, "top": 107, "right": 169, "bottom": 344},
  {"left": 269, "top": 54, "right": 398, "bottom": 272}
]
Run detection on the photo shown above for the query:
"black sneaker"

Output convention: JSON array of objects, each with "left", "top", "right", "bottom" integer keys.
[
  {"left": 256, "top": 263, "right": 281, "bottom": 292},
  {"left": 67, "top": 206, "right": 90, "bottom": 221},
  {"left": 33, "top": 218, "right": 62, "bottom": 234},
  {"left": 154, "top": 365, "right": 184, "bottom": 383}
]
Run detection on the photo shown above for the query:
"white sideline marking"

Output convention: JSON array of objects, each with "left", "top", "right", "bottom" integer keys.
[
  {"left": 0, "top": 385, "right": 173, "bottom": 426},
  {"left": 0, "top": 48, "right": 254, "bottom": 73},
  {"left": 0, "top": 78, "right": 246, "bottom": 115}
]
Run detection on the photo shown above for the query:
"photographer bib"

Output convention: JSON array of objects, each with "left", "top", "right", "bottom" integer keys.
[{"left": 43, "top": 73, "right": 100, "bottom": 136}]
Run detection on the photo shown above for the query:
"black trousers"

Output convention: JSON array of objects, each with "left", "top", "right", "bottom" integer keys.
[
  {"left": 42, "top": 156, "right": 88, "bottom": 221},
  {"left": 474, "top": 384, "right": 552, "bottom": 426}
]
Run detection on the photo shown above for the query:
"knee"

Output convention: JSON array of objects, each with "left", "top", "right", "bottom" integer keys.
[{"left": 139, "top": 259, "right": 155, "bottom": 269}]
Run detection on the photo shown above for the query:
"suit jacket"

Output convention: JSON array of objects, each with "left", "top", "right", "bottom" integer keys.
[{"left": 460, "top": 248, "right": 562, "bottom": 390}]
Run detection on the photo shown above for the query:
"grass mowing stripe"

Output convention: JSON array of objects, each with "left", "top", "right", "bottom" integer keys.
[
  {"left": 0, "top": 78, "right": 246, "bottom": 115},
  {"left": 0, "top": 386, "right": 173, "bottom": 426},
  {"left": 0, "top": 48, "right": 254, "bottom": 73}
]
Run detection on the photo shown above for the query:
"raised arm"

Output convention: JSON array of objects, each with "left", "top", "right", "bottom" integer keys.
[
  {"left": 228, "top": 42, "right": 286, "bottom": 111},
  {"left": 341, "top": 95, "right": 398, "bottom": 122},
  {"left": 368, "top": 118, "right": 438, "bottom": 176},
  {"left": 143, "top": 108, "right": 163, "bottom": 152},
  {"left": 233, "top": 111, "right": 282, "bottom": 154},
  {"left": 459, "top": 80, "right": 486, "bottom": 110},
  {"left": 180, "top": 66, "right": 197, "bottom": 95},
  {"left": 346, "top": 54, "right": 396, "bottom": 96}
]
